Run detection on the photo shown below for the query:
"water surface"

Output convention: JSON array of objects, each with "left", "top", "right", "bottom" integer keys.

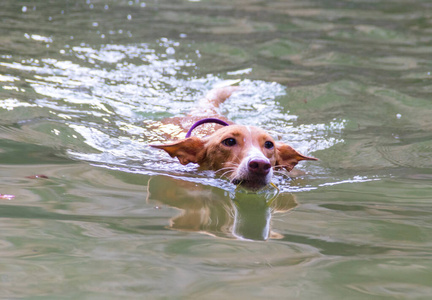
[{"left": 1, "top": 0, "right": 432, "bottom": 298}]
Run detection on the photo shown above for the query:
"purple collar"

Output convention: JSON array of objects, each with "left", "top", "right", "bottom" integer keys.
[{"left": 185, "top": 118, "right": 230, "bottom": 138}]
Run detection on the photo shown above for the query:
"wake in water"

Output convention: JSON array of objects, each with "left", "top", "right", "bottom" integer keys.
[{"left": 1, "top": 39, "right": 354, "bottom": 192}]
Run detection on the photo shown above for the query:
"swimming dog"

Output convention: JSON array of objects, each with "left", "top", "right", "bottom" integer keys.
[{"left": 150, "top": 86, "right": 317, "bottom": 191}]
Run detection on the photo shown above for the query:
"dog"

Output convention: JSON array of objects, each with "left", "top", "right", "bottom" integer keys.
[{"left": 150, "top": 86, "right": 317, "bottom": 191}]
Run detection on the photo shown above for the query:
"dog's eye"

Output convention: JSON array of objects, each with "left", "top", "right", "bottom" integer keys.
[
  {"left": 222, "top": 138, "right": 237, "bottom": 147},
  {"left": 264, "top": 141, "right": 274, "bottom": 149}
]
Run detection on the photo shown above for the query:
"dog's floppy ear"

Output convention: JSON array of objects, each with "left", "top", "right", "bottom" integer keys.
[
  {"left": 151, "top": 137, "right": 206, "bottom": 165},
  {"left": 276, "top": 142, "right": 318, "bottom": 172}
]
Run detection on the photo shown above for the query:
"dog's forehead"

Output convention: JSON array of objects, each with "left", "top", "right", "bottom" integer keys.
[{"left": 212, "top": 125, "right": 272, "bottom": 139}]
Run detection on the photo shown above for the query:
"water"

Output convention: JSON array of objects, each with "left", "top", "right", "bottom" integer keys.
[{"left": 1, "top": 0, "right": 432, "bottom": 298}]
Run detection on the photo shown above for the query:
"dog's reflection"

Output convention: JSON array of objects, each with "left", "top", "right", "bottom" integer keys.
[{"left": 146, "top": 175, "right": 297, "bottom": 240}]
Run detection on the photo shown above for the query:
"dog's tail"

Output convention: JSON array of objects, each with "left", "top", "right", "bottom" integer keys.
[
  {"left": 202, "top": 86, "right": 241, "bottom": 108},
  {"left": 190, "top": 86, "right": 241, "bottom": 117}
]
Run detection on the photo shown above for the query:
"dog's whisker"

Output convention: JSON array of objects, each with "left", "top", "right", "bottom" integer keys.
[
  {"left": 214, "top": 166, "right": 235, "bottom": 174},
  {"left": 215, "top": 166, "right": 235, "bottom": 173},
  {"left": 273, "top": 170, "right": 288, "bottom": 176},
  {"left": 220, "top": 170, "right": 234, "bottom": 178},
  {"left": 234, "top": 180, "right": 244, "bottom": 191},
  {"left": 270, "top": 182, "right": 280, "bottom": 192},
  {"left": 224, "top": 162, "right": 240, "bottom": 169}
]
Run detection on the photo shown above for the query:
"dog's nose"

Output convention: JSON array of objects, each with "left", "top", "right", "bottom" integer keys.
[{"left": 248, "top": 159, "right": 271, "bottom": 175}]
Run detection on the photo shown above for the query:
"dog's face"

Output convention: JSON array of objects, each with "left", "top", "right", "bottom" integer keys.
[
  {"left": 151, "top": 125, "right": 317, "bottom": 191},
  {"left": 198, "top": 125, "right": 277, "bottom": 190}
]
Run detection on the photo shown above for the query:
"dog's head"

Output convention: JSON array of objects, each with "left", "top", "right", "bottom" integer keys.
[{"left": 151, "top": 125, "right": 317, "bottom": 191}]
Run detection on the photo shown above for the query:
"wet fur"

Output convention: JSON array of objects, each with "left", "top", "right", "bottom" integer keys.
[{"left": 150, "top": 86, "right": 317, "bottom": 190}]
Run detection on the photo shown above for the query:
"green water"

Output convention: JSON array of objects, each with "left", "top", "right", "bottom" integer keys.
[{"left": 1, "top": 0, "right": 432, "bottom": 298}]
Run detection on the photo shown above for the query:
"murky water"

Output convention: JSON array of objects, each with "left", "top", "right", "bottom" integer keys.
[{"left": 1, "top": 0, "right": 432, "bottom": 298}]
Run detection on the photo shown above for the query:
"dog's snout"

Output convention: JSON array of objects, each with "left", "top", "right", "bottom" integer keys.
[{"left": 248, "top": 159, "right": 271, "bottom": 175}]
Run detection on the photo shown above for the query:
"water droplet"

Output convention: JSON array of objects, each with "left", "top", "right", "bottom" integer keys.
[
  {"left": 127, "top": 14, "right": 132, "bottom": 20},
  {"left": 22, "top": 6, "right": 27, "bottom": 12},
  {"left": 166, "top": 47, "right": 175, "bottom": 55},
  {"left": 396, "top": 113, "right": 401, "bottom": 119}
]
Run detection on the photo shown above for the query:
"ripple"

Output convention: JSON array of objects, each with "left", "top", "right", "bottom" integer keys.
[{"left": 1, "top": 41, "right": 343, "bottom": 191}]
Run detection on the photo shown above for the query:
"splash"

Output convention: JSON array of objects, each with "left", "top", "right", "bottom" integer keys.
[{"left": 1, "top": 39, "right": 347, "bottom": 191}]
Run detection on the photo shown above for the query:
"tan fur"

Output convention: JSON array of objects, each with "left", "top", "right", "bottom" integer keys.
[{"left": 151, "top": 86, "right": 317, "bottom": 190}]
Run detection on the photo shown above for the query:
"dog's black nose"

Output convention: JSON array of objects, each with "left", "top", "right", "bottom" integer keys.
[{"left": 248, "top": 159, "right": 271, "bottom": 175}]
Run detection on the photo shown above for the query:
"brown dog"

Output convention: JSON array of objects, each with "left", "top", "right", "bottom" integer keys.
[{"left": 151, "top": 86, "right": 317, "bottom": 191}]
